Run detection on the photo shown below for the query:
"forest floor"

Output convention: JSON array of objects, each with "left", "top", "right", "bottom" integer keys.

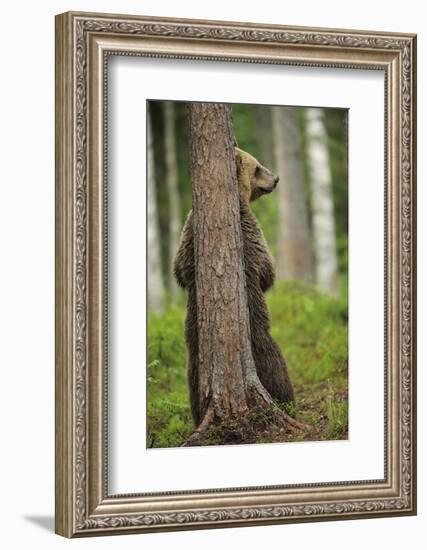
[{"left": 147, "top": 280, "right": 348, "bottom": 449}]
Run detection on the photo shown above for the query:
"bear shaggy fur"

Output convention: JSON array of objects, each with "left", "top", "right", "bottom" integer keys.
[{"left": 174, "top": 148, "right": 295, "bottom": 426}]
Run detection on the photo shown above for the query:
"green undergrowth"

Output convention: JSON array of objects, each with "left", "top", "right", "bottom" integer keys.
[{"left": 147, "top": 280, "right": 348, "bottom": 448}]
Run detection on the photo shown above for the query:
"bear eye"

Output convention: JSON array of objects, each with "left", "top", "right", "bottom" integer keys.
[{"left": 255, "top": 166, "right": 261, "bottom": 177}]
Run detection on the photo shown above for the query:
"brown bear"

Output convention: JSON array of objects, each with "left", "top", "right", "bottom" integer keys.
[{"left": 174, "top": 147, "right": 295, "bottom": 426}]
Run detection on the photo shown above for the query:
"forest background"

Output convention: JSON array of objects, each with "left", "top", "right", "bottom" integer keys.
[{"left": 147, "top": 101, "right": 349, "bottom": 448}]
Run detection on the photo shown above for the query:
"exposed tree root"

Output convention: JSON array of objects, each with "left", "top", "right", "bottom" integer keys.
[
  {"left": 182, "top": 407, "right": 216, "bottom": 447},
  {"left": 273, "top": 408, "right": 310, "bottom": 432},
  {"left": 182, "top": 386, "right": 310, "bottom": 447}
]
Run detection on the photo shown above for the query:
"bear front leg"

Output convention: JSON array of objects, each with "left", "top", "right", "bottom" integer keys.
[
  {"left": 243, "top": 211, "right": 276, "bottom": 292},
  {"left": 173, "top": 210, "right": 194, "bottom": 289},
  {"left": 259, "top": 249, "right": 276, "bottom": 292}
]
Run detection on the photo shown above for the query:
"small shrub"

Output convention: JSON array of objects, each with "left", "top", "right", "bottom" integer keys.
[{"left": 147, "top": 306, "right": 192, "bottom": 448}]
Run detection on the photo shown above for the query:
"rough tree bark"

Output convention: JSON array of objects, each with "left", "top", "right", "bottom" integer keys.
[
  {"left": 305, "top": 107, "right": 338, "bottom": 295},
  {"left": 272, "top": 106, "right": 312, "bottom": 282},
  {"left": 147, "top": 106, "right": 165, "bottom": 313},
  {"left": 187, "top": 103, "right": 303, "bottom": 444},
  {"left": 163, "top": 101, "right": 181, "bottom": 302}
]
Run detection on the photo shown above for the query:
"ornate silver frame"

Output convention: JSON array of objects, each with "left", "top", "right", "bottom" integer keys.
[{"left": 55, "top": 11, "right": 417, "bottom": 537}]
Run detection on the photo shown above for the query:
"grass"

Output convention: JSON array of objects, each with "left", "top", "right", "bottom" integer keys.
[
  {"left": 146, "top": 306, "right": 193, "bottom": 448},
  {"left": 147, "top": 280, "right": 348, "bottom": 448}
]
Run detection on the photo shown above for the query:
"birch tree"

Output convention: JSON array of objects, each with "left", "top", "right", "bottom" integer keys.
[
  {"left": 305, "top": 107, "right": 338, "bottom": 295},
  {"left": 163, "top": 101, "right": 181, "bottom": 302},
  {"left": 272, "top": 106, "right": 312, "bottom": 282},
  {"left": 147, "top": 106, "right": 165, "bottom": 312}
]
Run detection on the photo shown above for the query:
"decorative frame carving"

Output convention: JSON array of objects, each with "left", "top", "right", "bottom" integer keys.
[{"left": 55, "top": 11, "right": 417, "bottom": 537}]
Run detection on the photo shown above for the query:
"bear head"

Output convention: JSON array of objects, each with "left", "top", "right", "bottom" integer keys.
[{"left": 235, "top": 147, "right": 279, "bottom": 203}]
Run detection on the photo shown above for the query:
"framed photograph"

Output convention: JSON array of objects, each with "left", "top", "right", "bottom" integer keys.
[{"left": 55, "top": 11, "right": 417, "bottom": 537}]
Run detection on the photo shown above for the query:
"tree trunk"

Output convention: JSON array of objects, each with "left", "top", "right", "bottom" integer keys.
[
  {"left": 272, "top": 106, "right": 312, "bottom": 282},
  {"left": 147, "top": 106, "right": 165, "bottom": 313},
  {"left": 187, "top": 102, "right": 304, "bottom": 444},
  {"left": 254, "top": 105, "right": 274, "bottom": 170},
  {"left": 163, "top": 101, "right": 181, "bottom": 302},
  {"left": 305, "top": 107, "right": 338, "bottom": 295}
]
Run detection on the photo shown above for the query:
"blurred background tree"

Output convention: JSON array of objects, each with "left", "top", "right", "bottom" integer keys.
[
  {"left": 272, "top": 105, "right": 312, "bottom": 283},
  {"left": 146, "top": 100, "right": 348, "bottom": 448},
  {"left": 163, "top": 101, "right": 181, "bottom": 303},
  {"left": 305, "top": 107, "right": 338, "bottom": 296},
  {"left": 146, "top": 107, "right": 164, "bottom": 313}
]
